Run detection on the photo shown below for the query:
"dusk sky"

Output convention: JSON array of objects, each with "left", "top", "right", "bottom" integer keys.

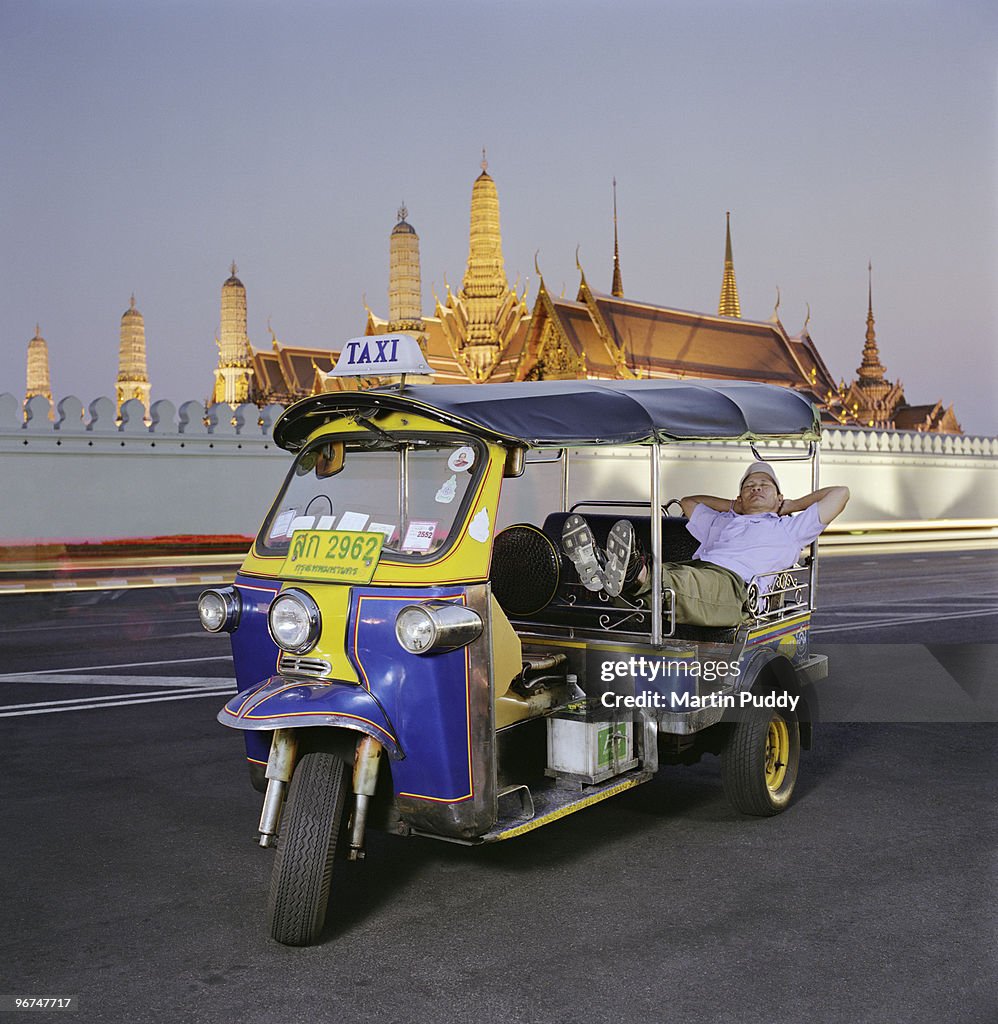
[{"left": 2, "top": 0, "right": 995, "bottom": 434}]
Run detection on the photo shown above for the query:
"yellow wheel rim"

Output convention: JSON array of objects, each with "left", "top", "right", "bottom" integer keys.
[{"left": 765, "top": 716, "right": 790, "bottom": 792}]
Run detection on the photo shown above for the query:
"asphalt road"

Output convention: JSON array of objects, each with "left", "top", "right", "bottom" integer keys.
[{"left": 1, "top": 550, "right": 996, "bottom": 1024}]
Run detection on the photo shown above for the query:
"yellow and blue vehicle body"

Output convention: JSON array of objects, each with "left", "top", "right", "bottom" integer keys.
[{"left": 209, "top": 377, "right": 828, "bottom": 844}]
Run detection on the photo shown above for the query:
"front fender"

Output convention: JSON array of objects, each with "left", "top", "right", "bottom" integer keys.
[{"left": 217, "top": 676, "right": 402, "bottom": 760}]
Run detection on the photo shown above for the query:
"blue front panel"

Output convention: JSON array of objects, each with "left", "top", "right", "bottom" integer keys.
[
  {"left": 348, "top": 587, "right": 477, "bottom": 804},
  {"left": 230, "top": 574, "right": 282, "bottom": 766}
]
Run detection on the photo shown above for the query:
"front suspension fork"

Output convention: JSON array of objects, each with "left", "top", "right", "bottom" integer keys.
[
  {"left": 348, "top": 734, "right": 383, "bottom": 860},
  {"left": 256, "top": 729, "right": 384, "bottom": 857},
  {"left": 257, "top": 728, "right": 298, "bottom": 847}
]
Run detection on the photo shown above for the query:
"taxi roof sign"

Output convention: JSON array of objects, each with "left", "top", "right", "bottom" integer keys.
[{"left": 331, "top": 334, "right": 434, "bottom": 377}]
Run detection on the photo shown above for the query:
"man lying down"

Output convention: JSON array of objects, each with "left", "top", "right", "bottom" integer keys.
[{"left": 562, "top": 462, "right": 850, "bottom": 627}]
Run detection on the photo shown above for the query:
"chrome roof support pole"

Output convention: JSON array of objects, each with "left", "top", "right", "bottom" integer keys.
[
  {"left": 650, "top": 443, "right": 663, "bottom": 646},
  {"left": 810, "top": 444, "right": 820, "bottom": 611}
]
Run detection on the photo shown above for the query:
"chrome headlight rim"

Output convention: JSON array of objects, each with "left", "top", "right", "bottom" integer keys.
[
  {"left": 267, "top": 588, "right": 322, "bottom": 654},
  {"left": 197, "top": 586, "right": 241, "bottom": 633},
  {"left": 395, "top": 600, "right": 483, "bottom": 655}
]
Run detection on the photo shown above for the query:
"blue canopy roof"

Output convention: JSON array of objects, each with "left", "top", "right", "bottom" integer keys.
[{"left": 273, "top": 379, "right": 821, "bottom": 451}]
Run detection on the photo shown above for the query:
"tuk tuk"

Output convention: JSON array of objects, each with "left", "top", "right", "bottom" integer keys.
[{"left": 198, "top": 335, "right": 827, "bottom": 946}]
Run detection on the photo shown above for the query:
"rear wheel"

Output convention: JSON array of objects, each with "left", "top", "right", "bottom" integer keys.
[
  {"left": 721, "top": 705, "right": 800, "bottom": 815},
  {"left": 267, "top": 751, "right": 348, "bottom": 946}
]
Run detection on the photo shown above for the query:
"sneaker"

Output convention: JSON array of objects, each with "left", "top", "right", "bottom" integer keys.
[
  {"left": 561, "top": 514, "right": 605, "bottom": 592},
  {"left": 605, "top": 520, "right": 634, "bottom": 597}
]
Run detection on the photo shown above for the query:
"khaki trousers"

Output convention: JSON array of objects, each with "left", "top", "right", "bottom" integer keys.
[{"left": 637, "top": 559, "right": 750, "bottom": 627}]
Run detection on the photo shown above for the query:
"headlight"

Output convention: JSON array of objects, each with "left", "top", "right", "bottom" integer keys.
[
  {"left": 395, "top": 601, "right": 483, "bottom": 655},
  {"left": 198, "top": 587, "right": 241, "bottom": 633},
  {"left": 268, "top": 589, "right": 321, "bottom": 653}
]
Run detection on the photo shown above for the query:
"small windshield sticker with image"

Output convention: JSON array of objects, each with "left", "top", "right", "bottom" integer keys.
[
  {"left": 402, "top": 520, "right": 438, "bottom": 552},
  {"left": 447, "top": 446, "right": 476, "bottom": 472},
  {"left": 435, "top": 475, "right": 458, "bottom": 504}
]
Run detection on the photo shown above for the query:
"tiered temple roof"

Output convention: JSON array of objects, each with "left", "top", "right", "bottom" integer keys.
[{"left": 211, "top": 163, "right": 961, "bottom": 433}]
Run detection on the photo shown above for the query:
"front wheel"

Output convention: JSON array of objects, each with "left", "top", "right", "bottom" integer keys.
[
  {"left": 267, "top": 751, "right": 348, "bottom": 946},
  {"left": 721, "top": 705, "right": 801, "bottom": 815}
]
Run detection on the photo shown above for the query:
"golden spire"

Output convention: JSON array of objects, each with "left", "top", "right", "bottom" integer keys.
[
  {"left": 717, "top": 212, "right": 741, "bottom": 317},
  {"left": 26, "top": 324, "right": 54, "bottom": 416},
  {"left": 117, "top": 294, "right": 151, "bottom": 415},
  {"left": 457, "top": 153, "right": 510, "bottom": 377},
  {"left": 388, "top": 203, "right": 423, "bottom": 331},
  {"left": 433, "top": 155, "right": 529, "bottom": 382},
  {"left": 213, "top": 262, "right": 254, "bottom": 405},
  {"left": 611, "top": 177, "right": 624, "bottom": 297},
  {"left": 856, "top": 261, "right": 887, "bottom": 387}
]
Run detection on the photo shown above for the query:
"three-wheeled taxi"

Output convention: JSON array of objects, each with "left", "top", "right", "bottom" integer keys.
[{"left": 198, "top": 335, "right": 828, "bottom": 945}]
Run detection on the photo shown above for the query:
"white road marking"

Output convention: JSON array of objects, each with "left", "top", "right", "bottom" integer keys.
[
  {"left": 2, "top": 674, "right": 235, "bottom": 689},
  {"left": 1, "top": 685, "right": 231, "bottom": 712},
  {"left": 0, "top": 688, "right": 235, "bottom": 718},
  {"left": 0, "top": 655, "right": 233, "bottom": 680},
  {"left": 812, "top": 607, "right": 998, "bottom": 634}
]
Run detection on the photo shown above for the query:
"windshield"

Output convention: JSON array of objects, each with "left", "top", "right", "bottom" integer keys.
[{"left": 257, "top": 432, "right": 486, "bottom": 561}]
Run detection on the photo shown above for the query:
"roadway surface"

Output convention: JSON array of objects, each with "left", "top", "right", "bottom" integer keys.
[{"left": 2, "top": 550, "right": 996, "bottom": 1023}]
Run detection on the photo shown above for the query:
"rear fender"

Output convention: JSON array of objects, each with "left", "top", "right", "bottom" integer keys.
[
  {"left": 734, "top": 649, "right": 817, "bottom": 750},
  {"left": 217, "top": 676, "right": 402, "bottom": 760}
]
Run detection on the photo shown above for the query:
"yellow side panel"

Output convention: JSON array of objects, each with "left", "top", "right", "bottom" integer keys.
[
  {"left": 305, "top": 583, "right": 359, "bottom": 683},
  {"left": 490, "top": 596, "right": 527, "bottom": 730}
]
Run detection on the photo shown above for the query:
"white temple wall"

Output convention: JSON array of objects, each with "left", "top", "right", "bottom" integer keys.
[{"left": 1, "top": 394, "right": 996, "bottom": 545}]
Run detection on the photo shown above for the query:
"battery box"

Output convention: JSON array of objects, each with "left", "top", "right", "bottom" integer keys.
[{"left": 546, "top": 700, "right": 638, "bottom": 784}]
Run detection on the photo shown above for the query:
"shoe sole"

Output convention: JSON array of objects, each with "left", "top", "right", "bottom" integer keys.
[
  {"left": 605, "top": 520, "right": 633, "bottom": 598},
  {"left": 562, "top": 514, "right": 605, "bottom": 592}
]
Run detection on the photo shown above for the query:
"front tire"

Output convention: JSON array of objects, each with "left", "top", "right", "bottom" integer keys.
[
  {"left": 267, "top": 751, "right": 348, "bottom": 946},
  {"left": 721, "top": 705, "right": 800, "bottom": 815}
]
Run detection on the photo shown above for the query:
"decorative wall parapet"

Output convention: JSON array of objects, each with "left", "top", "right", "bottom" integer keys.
[
  {"left": 821, "top": 426, "right": 996, "bottom": 457},
  {"left": 0, "top": 393, "right": 289, "bottom": 444},
  {"left": 3, "top": 394, "right": 996, "bottom": 453}
]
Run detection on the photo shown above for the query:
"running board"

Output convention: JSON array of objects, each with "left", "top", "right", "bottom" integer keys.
[
  {"left": 408, "top": 768, "right": 653, "bottom": 846},
  {"left": 483, "top": 768, "right": 652, "bottom": 843}
]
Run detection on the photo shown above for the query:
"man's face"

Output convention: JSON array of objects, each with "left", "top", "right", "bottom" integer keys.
[{"left": 739, "top": 472, "right": 782, "bottom": 514}]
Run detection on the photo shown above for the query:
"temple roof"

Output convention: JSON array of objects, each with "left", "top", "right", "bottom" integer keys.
[{"left": 575, "top": 290, "right": 815, "bottom": 386}]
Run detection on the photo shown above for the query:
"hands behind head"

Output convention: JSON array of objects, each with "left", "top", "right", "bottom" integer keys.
[{"left": 733, "top": 494, "right": 792, "bottom": 515}]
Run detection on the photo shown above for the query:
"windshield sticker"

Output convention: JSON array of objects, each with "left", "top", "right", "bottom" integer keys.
[
  {"left": 289, "top": 515, "right": 316, "bottom": 534},
  {"left": 469, "top": 507, "right": 491, "bottom": 543},
  {"left": 271, "top": 509, "right": 297, "bottom": 539},
  {"left": 316, "top": 515, "right": 337, "bottom": 530},
  {"left": 369, "top": 521, "right": 397, "bottom": 542},
  {"left": 402, "top": 520, "right": 437, "bottom": 552},
  {"left": 435, "top": 474, "right": 458, "bottom": 504},
  {"left": 447, "top": 446, "right": 476, "bottom": 473},
  {"left": 337, "top": 510, "right": 370, "bottom": 531}
]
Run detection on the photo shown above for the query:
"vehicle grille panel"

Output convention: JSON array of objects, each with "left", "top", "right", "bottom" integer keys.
[{"left": 278, "top": 654, "right": 332, "bottom": 678}]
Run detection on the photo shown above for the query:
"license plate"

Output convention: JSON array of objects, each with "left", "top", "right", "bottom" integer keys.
[{"left": 280, "top": 530, "right": 384, "bottom": 584}]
